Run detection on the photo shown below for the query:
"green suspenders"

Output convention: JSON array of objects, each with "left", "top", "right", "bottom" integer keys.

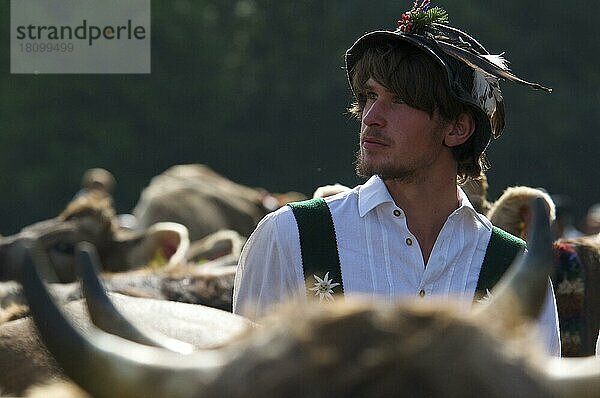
[
  {"left": 288, "top": 198, "right": 526, "bottom": 299},
  {"left": 475, "top": 226, "right": 527, "bottom": 297},
  {"left": 288, "top": 198, "right": 344, "bottom": 294}
]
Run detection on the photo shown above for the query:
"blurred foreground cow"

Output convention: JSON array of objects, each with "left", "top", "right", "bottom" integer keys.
[
  {"left": 0, "top": 291, "right": 252, "bottom": 395},
  {"left": 0, "top": 242, "right": 240, "bottom": 395},
  {"left": 132, "top": 164, "right": 305, "bottom": 241},
  {"left": 15, "top": 199, "right": 600, "bottom": 398},
  {"left": 0, "top": 192, "right": 189, "bottom": 283}
]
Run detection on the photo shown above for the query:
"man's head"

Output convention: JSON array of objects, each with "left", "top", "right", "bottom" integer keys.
[
  {"left": 345, "top": 2, "right": 551, "bottom": 183},
  {"left": 349, "top": 41, "right": 480, "bottom": 182}
]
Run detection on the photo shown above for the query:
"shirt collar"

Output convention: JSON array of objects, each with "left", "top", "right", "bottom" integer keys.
[
  {"left": 357, "top": 175, "right": 492, "bottom": 231},
  {"left": 456, "top": 186, "right": 492, "bottom": 231},
  {"left": 357, "top": 175, "right": 397, "bottom": 217}
]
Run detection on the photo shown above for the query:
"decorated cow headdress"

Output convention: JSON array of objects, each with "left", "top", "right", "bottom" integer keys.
[{"left": 345, "top": 0, "right": 551, "bottom": 161}]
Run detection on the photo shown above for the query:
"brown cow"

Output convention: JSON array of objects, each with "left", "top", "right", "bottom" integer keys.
[
  {"left": 18, "top": 199, "right": 600, "bottom": 398},
  {"left": 0, "top": 191, "right": 189, "bottom": 283},
  {"left": 0, "top": 253, "right": 239, "bottom": 395},
  {"left": 132, "top": 164, "right": 306, "bottom": 241},
  {"left": 487, "top": 186, "right": 556, "bottom": 239},
  {"left": 0, "top": 289, "right": 252, "bottom": 396}
]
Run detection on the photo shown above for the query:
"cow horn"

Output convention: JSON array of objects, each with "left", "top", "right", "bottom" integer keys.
[
  {"left": 77, "top": 241, "right": 195, "bottom": 354},
  {"left": 19, "top": 238, "right": 231, "bottom": 398},
  {"left": 473, "top": 197, "right": 553, "bottom": 325}
]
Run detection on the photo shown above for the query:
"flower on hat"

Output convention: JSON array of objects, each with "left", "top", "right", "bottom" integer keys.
[
  {"left": 309, "top": 272, "right": 341, "bottom": 302},
  {"left": 396, "top": 0, "right": 448, "bottom": 33}
]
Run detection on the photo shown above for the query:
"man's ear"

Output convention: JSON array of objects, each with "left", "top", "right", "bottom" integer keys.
[{"left": 444, "top": 111, "right": 475, "bottom": 147}]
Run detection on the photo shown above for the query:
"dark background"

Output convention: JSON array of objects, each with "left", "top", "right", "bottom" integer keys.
[{"left": 1, "top": 1, "right": 598, "bottom": 235}]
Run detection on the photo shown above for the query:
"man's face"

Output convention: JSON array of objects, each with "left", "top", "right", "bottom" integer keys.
[{"left": 355, "top": 78, "right": 450, "bottom": 182}]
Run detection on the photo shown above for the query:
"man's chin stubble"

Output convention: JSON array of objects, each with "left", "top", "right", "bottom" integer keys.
[{"left": 354, "top": 150, "right": 415, "bottom": 182}]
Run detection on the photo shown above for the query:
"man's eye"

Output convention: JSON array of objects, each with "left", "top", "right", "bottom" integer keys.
[{"left": 393, "top": 96, "right": 405, "bottom": 104}]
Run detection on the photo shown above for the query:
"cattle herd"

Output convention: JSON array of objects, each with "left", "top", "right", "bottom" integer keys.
[{"left": 0, "top": 164, "right": 599, "bottom": 397}]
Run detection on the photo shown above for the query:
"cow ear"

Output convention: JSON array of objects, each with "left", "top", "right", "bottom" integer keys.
[{"left": 108, "top": 222, "right": 190, "bottom": 271}]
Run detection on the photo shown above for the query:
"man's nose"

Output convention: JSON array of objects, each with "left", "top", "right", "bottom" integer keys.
[{"left": 362, "top": 101, "right": 386, "bottom": 127}]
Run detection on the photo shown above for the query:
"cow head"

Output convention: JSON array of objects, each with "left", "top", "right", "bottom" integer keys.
[{"left": 0, "top": 192, "right": 189, "bottom": 282}]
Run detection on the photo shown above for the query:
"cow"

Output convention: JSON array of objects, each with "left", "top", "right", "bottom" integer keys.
[
  {"left": 487, "top": 186, "right": 556, "bottom": 239},
  {"left": 1, "top": 192, "right": 243, "bottom": 326},
  {"left": 0, "top": 261, "right": 239, "bottom": 395},
  {"left": 0, "top": 191, "right": 189, "bottom": 283},
  {"left": 1, "top": 260, "right": 237, "bottom": 324},
  {"left": 485, "top": 185, "right": 600, "bottom": 356},
  {"left": 0, "top": 293, "right": 253, "bottom": 396},
  {"left": 132, "top": 164, "right": 306, "bottom": 241},
  {"left": 0, "top": 248, "right": 252, "bottom": 398},
  {"left": 16, "top": 198, "right": 600, "bottom": 398}
]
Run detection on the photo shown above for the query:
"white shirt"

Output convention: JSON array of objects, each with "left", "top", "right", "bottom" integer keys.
[{"left": 234, "top": 175, "right": 561, "bottom": 355}]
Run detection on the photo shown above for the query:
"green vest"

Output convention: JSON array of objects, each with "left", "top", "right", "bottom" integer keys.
[{"left": 288, "top": 198, "right": 526, "bottom": 300}]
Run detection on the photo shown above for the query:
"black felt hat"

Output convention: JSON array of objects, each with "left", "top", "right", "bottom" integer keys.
[{"left": 345, "top": 2, "right": 551, "bottom": 160}]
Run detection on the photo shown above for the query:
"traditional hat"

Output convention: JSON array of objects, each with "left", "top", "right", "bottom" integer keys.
[{"left": 345, "top": 1, "right": 551, "bottom": 159}]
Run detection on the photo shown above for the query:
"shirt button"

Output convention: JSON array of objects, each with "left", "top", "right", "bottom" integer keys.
[
  {"left": 419, "top": 289, "right": 426, "bottom": 297},
  {"left": 393, "top": 209, "right": 402, "bottom": 217},
  {"left": 406, "top": 238, "right": 413, "bottom": 246}
]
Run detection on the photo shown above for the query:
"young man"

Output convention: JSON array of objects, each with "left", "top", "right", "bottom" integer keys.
[{"left": 234, "top": 3, "right": 560, "bottom": 355}]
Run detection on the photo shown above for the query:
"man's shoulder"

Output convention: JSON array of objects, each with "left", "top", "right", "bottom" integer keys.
[
  {"left": 287, "top": 188, "right": 360, "bottom": 219},
  {"left": 257, "top": 203, "right": 298, "bottom": 231},
  {"left": 253, "top": 188, "right": 359, "bottom": 238}
]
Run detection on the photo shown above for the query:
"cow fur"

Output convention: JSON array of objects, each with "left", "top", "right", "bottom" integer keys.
[
  {"left": 488, "top": 186, "right": 556, "bottom": 239},
  {"left": 204, "top": 299, "right": 551, "bottom": 398},
  {"left": 132, "top": 164, "right": 306, "bottom": 241},
  {"left": 0, "top": 294, "right": 252, "bottom": 395}
]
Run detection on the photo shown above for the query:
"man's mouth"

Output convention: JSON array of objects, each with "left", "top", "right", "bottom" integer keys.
[{"left": 362, "top": 136, "right": 389, "bottom": 149}]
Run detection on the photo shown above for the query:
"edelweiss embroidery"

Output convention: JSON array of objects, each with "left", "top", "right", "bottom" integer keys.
[{"left": 309, "top": 272, "right": 340, "bottom": 302}]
